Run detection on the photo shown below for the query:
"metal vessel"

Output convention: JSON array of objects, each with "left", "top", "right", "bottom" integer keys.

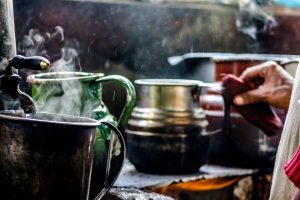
[
  {"left": 27, "top": 72, "right": 136, "bottom": 198},
  {"left": 0, "top": 111, "right": 124, "bottom": 200},
  {"left": 126, "top": 79, "right": 214, "bottom": 174}
]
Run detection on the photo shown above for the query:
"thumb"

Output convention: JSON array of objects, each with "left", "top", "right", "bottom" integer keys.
[{"left": 233, "top": 89, "right": 265, "bottom": 106}]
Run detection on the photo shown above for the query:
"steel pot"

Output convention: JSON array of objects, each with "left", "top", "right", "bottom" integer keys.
[
  {"left": 201, "top": 93, "right": 283, "bottom": 168},
  {"left": 168, "top": 53, "right": 298, "bottom": 168},
  {"left": 125, "top": 79, "right": 215, "bottom": 174},
  {"left": 0, "top": 110, "right": 125, "bottom": 200},
  {"left": 202, "top": 54, "right": 296, "bottom": 168}
]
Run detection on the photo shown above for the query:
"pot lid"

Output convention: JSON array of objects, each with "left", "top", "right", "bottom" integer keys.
[
  {"left": 168, "top": 52, "right": 299, "bottom": 65},
  {"left": 135, "top": 79, "right": 222, "bottom": 90},
  {"left": 211, "top": 53, "right": 299, "bottom": 62},
  {"left": 135, "top": 79, "right": 201, "bottom": 86}
]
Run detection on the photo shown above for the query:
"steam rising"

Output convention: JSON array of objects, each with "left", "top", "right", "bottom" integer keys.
[
  {"left": 18, "top": 26, "right": 64, "bottom": 58},
  {"left": 19, "top": 27, "right": 95, "bottom": 118},
  {"left": 236, "top": 0, "right": 277, "bottom": 40},
  {"left": 50, "top": 39, "right": 82, "bottom": 72},
  {"left": 35, "top": 79, "right": 82, "bottom": 117}
]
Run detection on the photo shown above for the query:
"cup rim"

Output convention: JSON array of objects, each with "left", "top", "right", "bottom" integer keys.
[{"left": 27, "top": 71, "right": 105, "bottom": 84}]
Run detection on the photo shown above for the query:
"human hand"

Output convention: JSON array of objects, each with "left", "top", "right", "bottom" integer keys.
[{"left": 233, "top": 61, "right": 294, "bottom": 110}]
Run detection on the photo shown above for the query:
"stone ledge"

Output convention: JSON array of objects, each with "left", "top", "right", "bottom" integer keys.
[{"left": 105, "top": 187, "right": 174, "bottom": 200}]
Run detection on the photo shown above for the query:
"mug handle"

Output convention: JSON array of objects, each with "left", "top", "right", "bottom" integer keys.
[
  {"left": 96, "top": 75, "right": 136, "bottom": 130},
  {"left": 93, "top": 120, "right": 126, "bottom": 200}
]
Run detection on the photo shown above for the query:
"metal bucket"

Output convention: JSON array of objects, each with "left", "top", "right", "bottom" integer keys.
[{"left": 0, "top": 110, "right": 125, "bottom": 200}]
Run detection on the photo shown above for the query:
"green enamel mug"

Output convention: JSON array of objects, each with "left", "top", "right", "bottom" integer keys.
[{"left": 27, "top": 72, "right": 136, "bottom": 199}]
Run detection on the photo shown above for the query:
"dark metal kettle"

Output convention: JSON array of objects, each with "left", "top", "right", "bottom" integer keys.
[{"left": 0, "top": 55, "right": 50, "bottom": 113}]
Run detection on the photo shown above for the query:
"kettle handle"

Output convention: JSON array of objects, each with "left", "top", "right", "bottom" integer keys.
[
  {"left": 96, "top": 75, "right": 136, "bottom": 130},
  {"left": 93, "top": 120, "right": 126, "bottom": 200}
]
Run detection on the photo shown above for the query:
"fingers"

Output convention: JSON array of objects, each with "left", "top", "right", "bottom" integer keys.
[
  {"left": 233, "top": 88, "right": 265, "bottom": 106},
  {"left": 233, "top": 61, "right": 293, "bottom": 109},
  {"left": 240, "top": 61, "right": 278, "bottom": 82}
]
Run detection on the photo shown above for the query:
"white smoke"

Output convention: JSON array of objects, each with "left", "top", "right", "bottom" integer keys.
[
  {"left": 236, "top": 0, "right": 277, "bottom": 40},
  {"left": 19, "top": 27, "right": 91, "bottom": 117},
  {"left": 35, "top": 78, "right": 84, "bottom": 117},
  {"left": 18, "top": 26, "right": 64, "bottom": 58},
  {"left": 49, "top": 39, "right": 82, "bottom": 72}
]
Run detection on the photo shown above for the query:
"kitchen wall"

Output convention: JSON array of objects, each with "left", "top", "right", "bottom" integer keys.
[{"left": 13, "top": 0, "right": 300, "bottom": 117}]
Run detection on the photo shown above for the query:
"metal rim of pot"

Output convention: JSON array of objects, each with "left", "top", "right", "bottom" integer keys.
[
  {"left": 132, "top": 107, "right": 206, "bottom": 118},
  {"left": 134, "top": 79, "right": 221, "bottom": 90},
  {"left": 211, "top": 53, "right": 299, "bottom": 63},
  {"left": 27, "top": 71, "right": 105, "bottom": 84},
  {"left": 135, "top": 79, "right": 201, "bottom": 86},
  {"left": 0, "top": 111, "right": 101, "bottom": 127}
]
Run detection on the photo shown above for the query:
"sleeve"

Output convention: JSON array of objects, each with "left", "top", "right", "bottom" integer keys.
[{"left": 284, "top": 146, "right": 300, "bottom": 189}]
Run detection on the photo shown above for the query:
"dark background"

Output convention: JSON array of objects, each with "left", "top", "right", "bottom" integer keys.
[{"left": 12, "top": 0, "right": 300, "bottom": 117}]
